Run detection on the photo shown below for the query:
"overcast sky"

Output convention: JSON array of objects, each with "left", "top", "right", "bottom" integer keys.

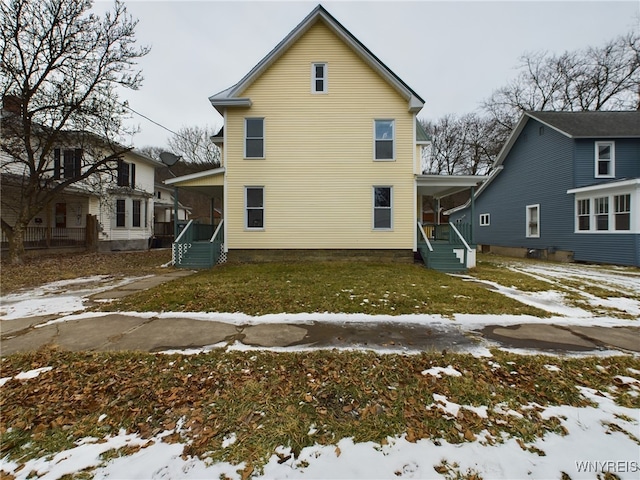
[{"left": 109, "top": 1, "right": 639, "bottom": 148}]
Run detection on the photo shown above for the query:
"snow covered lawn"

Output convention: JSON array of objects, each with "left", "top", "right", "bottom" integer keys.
[{"left": 1, "top": 257, "right": 639, "bottom": 479}]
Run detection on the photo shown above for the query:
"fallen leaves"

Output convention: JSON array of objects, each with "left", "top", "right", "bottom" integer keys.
[{"left": 1, "top": 347, "right": 638, "bottom": 475}]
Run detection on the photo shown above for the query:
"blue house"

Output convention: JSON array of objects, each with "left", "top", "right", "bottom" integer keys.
[{"left": 448, "top": 111, "right": 640, "bottom": 266}]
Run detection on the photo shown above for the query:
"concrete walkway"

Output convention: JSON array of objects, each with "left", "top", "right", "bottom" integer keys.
[{"left": 1, "top": 271, "right": 638, "bottom": 356}]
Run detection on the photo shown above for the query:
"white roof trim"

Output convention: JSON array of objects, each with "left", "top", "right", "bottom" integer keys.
[
  {"left": 567, "top": 178, "right": 640, "bottom": 194},
  {"left": 164, "top": 167, "right": 225, "bottom": 186}
]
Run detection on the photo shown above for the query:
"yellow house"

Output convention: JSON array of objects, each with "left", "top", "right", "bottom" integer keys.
[{"left": 167, "top": 5, "right": 486, "bottom": 271}]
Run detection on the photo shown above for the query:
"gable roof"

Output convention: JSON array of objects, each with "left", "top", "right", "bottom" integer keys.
[
  {"left": 445, "top": 110, "right": 639, "bottom": 215},
  {"left": 528, "top": 111, "right": 640, "bottom": 138},
  {"left": 209, "top": 4, "right": 424, "bottom": 113}
]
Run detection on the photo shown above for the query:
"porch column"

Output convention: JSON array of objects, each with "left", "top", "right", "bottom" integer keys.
[
  {"left": 173, "top": 186, "right": 179, "bottom": 239},
  {"left": 470, "top": 186, "right": 475, "bottom": 245}
]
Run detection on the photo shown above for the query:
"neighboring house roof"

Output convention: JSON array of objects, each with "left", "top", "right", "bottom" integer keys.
[
  {"left": 445, "top": 110, "right": 640, "bottom": 215},
  {"left": 128, "top": 149, "right": 164, "bottom": 168},
  {"left": 164, "top": 167, "right": 225, "bottom": 186},
  {"left": 208, "top": 4, "right": 425, "bottom": 114},
  {"left": 416, "top": 120, "right": 431, "bottom": 144},
  {"left": 527, "top": 111, "right": 640, "bottom": 139}
]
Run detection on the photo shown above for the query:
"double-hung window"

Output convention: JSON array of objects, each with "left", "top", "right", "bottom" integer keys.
[
  {"left": 595, "top": 142, "right": 614, "bottom": 178},
  {"left": 115, "top": 199, "right": 126, "bottom": 227},
  {"left": 312, "top": 63, "right": 327, "bottom": 93},
  {"left": 245, "top": 118, "right": 264, "bottom": 158},
  {"left": 594, "top": 197, "right": 609, "bottom": 231},
  {"left": 526, "top": 204, "right": 540, "bottom": 238},
  {"left": 117, "top": 160, "right": 136, "bottom": 188},
  {"left": 53, "top": 148, "right": 82, "bottom": 179},
  {"left": 245, "top": 187, "right": 264, "bottom": 229},
  {"left": 132, "top": 199, "right": 141, "bottom": 227},
  {"left": 374, "top": 120, "right": 395, "bottom": 160},
  {"left": 577, "top": 199, "right": 590, "bottom": 231},
  {"left": 373, "top": 186, "right": 392, "bottom": 230},
  {"left": 614, "top": 194, "right": 631, "bottom": 231}
]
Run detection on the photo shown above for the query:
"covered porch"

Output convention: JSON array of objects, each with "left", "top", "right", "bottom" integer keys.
[
  {"left": 164, "top": 168, "right": 225, "bottom": 268},
  {"left": 415, "top": 174, "right": 487, "bottom": 272}
]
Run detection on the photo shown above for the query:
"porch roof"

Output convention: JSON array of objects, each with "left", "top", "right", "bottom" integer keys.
[
  {"left": 164, "top": 167, "right": 225, "bottom": 187},
  {"left": 416, "top": 174, "right": 488, "bottom": 199}
]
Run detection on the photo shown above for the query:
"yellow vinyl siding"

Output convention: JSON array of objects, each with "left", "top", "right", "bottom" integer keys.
[{"left": 226, "top": 21, "right": 415, "bottom": 249}]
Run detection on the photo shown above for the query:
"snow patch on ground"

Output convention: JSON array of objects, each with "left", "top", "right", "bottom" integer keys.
[{"left": 2, "top": 385, "right": 638, "bottom": 480}]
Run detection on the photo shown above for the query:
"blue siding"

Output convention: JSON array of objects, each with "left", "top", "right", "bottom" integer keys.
[
  {"left": 453, "top": 118, "right": 640, "bottom": 266},
  {"left": 574, "top": 138, "right": 640, "bottom": 187},
  {"left": 469, "top": 118, "right": 576, "bottom": 248}
]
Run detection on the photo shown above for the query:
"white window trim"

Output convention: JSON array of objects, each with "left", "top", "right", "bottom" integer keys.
[
  {"left": 372, "top": 186, "right": 393, "bottom": 230},
  {"left": 526, "top": 204, "right": 540, "bottom": 238},
  {"left": 595, "top": 141, "right": 615, "bottom": 178},
  {"left": 245, "top": 186, "right": 265, "bottom": 230},
  {"left": 311, "top": 62, "right": 327, "bottom": 94},
  {"left": 244, "top": 117, "right": 265, "bottom": 159},
  {"left": 374, "top": 119, "right": 395, "bottom": 161},
  {"left": 479, "top": 213, "right": 490, "bottom": 226},
  {"left": 573, "top": 191, "right": 637, "bottom": 233},
  {"left": 576, "top": 198, "right": 590, "bottom": 231}
]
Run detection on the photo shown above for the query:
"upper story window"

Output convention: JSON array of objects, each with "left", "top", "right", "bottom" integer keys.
[
  {"left": 245, "top": 118, "right": 264, "bottom": 159},
  {"left": 479, "top": 213, "right": 490, "bottom": 226},
  {"left": 374, "top": 119, "right": 395, "bottom": 160},
  {"left": 595, "top": 141, "right": 615, "bottom": 178},
  {"left": 54, "top": 148, "right": 82, "bottom": 179},
  {"left": 311, "top": 63, "right": 327, "bottom": 93},
  {"left": 117, "top": 159, "right": 136, "bottom": 188}
]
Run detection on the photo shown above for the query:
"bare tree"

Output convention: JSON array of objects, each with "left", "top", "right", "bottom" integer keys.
[
  {"left": 483, "top": 31, "right": 640, "bottom": 129},
  {"left": 0, "top": 0, "right": 149, "bottom": 263},
  {"left": 167, "top": 125, "right": 221, "bottom": 166},
  {"left": 421, "top": 114, "right": 500, "bottom": 177}
]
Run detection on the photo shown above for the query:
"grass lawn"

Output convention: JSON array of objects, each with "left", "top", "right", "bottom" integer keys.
[
  {"left": 1, "top": 251, "right": 639, "bottom": 477},
  {"left": 97, "top": 260, "right": 551, "bottom": 317},
  {"left": 2, "top": 348, "right": 639, "bottom": 474}
]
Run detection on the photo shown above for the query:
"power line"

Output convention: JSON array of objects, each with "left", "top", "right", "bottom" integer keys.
[
  {"left": 121, "top": 102, "right": 182, "bottom": 138},
  {"left": 119, "top": 101, "right": 221, "bottom": 164}
]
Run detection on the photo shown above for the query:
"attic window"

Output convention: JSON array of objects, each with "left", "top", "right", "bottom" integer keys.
[{"left": 312, "top": 63, "right": 327, "bottom": 93}]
